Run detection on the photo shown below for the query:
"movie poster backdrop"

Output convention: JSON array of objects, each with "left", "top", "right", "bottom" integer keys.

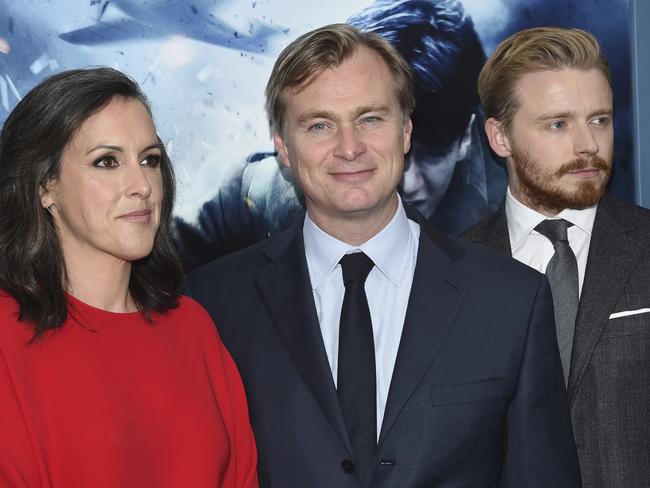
[{"left": 0, "top": 0, "right": 631, "bottom": 269}]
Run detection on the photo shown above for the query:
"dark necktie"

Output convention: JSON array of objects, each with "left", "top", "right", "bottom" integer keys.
[
  {"left": 337, "top": 252, "right": 376, "bottom": 483},
  {"left": 534, "top": 219, "right": 579, "bottom": 385}
]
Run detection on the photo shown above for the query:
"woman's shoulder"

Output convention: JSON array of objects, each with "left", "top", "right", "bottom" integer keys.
[
  {"left": 0, "top": 292, "right": 33, "bottom": 345},
  {"left": 0, "top": 290, "right": 17, "bottom": 306},
  {"left": 172, "top": 295, "right": 213, "bottom": 320},
  {"left": 158, "top": 295, "right": 218, "bottom": 335},
  {"left": 0, "top": 291, "right": 22, "bottom": 322},
  {"left": 154, "top": 295, "right": 229, "bottom": 358}
]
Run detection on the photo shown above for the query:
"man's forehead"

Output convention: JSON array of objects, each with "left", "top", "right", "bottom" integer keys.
[
  {"left": 282, "top": 58, "right": 400, "bottom": 121},
  {"left": 295, "top": 105, "right": 392, "bottom": 125},
  {"left": 513, "top": 68, "right": 613, "bottom": 113},
  {"left": 285, "top": 47, "right": 396, "bottom": 96}
]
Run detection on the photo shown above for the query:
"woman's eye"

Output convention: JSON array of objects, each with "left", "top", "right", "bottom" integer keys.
[
  {"left": 94, "top": 156, "right": 119, "bottom": 168},
  {"left": 141, "top": 154, "right": 162, "bottom": 168}
]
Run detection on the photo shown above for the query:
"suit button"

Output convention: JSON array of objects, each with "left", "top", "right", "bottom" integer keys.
[{"left": 341, "top": 459, "right": 355, "bottom": 473}]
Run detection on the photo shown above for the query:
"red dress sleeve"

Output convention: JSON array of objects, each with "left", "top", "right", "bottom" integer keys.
[
  {"left": 186, "top": 296, "right": 259, "bottom": 487},
  {"left": 219, "top": 341, "right": 259, "bottom": 488},
  {"left": 0, "top": 348, "right": 43, "bottom": 487}
]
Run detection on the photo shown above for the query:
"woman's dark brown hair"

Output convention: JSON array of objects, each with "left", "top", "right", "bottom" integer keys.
[{"left": 0, "top": 67, "right": 182, "bottom": 336}]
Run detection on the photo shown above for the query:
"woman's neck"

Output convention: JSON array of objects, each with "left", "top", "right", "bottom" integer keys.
[{"left": 63, "top": 250, "right": 135, "bottom": 313}]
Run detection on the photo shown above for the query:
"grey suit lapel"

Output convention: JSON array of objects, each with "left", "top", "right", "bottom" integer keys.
[
  {"left": 567, "top": 195, "right": 644, "bottom": 405},
  {"left": 254, "top": 220, "right": 352, "bottom": 453},
  {"left": 379, "top": 217, "right": 471, "bottom": 444}
]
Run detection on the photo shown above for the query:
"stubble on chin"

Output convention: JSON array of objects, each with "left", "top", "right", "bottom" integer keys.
[{"left": 510, "top": 147, "right": 612, "bottom": 214}]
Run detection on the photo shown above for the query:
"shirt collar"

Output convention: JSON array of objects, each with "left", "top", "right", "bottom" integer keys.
[
  {"left": 505, "top": 186, "right": 598, "bottom": 251},
  {"left": 303, "top": 195, "right": 414, "bottom": 289}
]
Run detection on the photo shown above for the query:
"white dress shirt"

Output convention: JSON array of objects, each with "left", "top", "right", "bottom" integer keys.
[
  {"left": 303, "top": 197, "right": 420, "bottom": 437},
  {"left": 505, "top": 187, "right": 597, "bottom": 296}
]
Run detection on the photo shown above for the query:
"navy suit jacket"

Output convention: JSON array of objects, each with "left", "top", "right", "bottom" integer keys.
[{"left": 183, "top": 210, "right": 579, "bottom": 487}]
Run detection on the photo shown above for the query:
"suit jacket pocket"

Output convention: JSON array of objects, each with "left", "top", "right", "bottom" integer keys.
[
  {"left": 602, "top": 311, "right": 649, "bottom": 338},
  {"left": 431, "top": 378, "right": 509, "bottom": 406}
]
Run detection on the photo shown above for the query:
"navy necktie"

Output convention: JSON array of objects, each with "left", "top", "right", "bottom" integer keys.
[
  {"left": 535, "top": 219, "right": 579, "bottom": 385},
  {"left": 338, "top": 252, "right": 376, "bottom": 484}
]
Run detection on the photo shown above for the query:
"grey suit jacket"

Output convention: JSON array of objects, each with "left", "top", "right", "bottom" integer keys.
[{"left": 464, "top": 193, "right": 650, "bottom": 488}]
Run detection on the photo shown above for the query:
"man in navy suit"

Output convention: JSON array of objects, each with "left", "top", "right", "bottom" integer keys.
[{"left": 183, "top": 23, "right": 579, "bottom": 487}]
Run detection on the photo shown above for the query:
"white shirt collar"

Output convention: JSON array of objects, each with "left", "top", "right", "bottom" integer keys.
[
  {"left": 303, "top": 195, "right": 414, "bottom": 289},
  {"left": 505, "top": 186, "right": 597, "bottom": 252}
]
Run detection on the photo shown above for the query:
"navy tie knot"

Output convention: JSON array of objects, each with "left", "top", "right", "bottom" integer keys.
[{"left": 340, "top": 252, "right": 374, "bottom": 285}]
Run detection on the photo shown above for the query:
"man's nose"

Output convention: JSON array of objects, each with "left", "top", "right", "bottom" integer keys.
[{"left": 333, "top": 125, "right": 367, "bottom": 161}]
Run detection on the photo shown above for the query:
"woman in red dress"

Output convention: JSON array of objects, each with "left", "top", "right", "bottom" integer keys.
[{"left": 0, "top": 68, "right": 258, "bottom": 487}]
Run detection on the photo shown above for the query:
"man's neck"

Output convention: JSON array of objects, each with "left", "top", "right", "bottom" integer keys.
[
  {"left": 509, "top": 184, "right": 562, "bottom": 217},
  {"left": 306, "top": 195, "right": 399, "bottom": 246}
]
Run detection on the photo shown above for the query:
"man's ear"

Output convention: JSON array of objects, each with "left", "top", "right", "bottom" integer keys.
[
  {"left": 273, "top": 132, "right": 291, "bottom": 168},
  {"left": 484, "top": 118, "right": 512, "bottom": 158},
  {"left": 402, "top": 117, "right": 413, "bottom": 154}
]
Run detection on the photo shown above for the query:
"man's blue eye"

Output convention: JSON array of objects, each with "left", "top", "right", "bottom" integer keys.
[
  {"left": 309, "top": 122, "right": 327, "bottom": 131},
  {"left": 549, "top": 121, "right": 566, "bottom": 130}
]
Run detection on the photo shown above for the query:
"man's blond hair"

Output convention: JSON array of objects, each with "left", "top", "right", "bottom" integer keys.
[{"left": 479, "top": 26, "right": 610, "bottom": 132}]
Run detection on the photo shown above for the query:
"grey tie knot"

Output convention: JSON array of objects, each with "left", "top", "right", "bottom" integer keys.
[
  {"left": 340, "top": 252, "right": 374, "bottom": 285},
  {"left": 535, "top": 219, "right": 573, "bottom": 245}
]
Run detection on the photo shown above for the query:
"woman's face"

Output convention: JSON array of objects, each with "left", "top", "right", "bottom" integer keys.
[{"left": 41, "top": 96, "right": 164, "bottom": 266}]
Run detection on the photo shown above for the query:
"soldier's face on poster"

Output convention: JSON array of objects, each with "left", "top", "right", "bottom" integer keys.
[{"left": 400, "top": 117, "right": 473, "bottom": 218}]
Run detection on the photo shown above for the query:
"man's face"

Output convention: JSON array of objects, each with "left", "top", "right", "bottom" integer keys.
[
  {"left": 274, "top": 46, "right": 412, "bottom": 233},
  {"left": 487, "top": 68, "right": 613, "bottom": 215}
]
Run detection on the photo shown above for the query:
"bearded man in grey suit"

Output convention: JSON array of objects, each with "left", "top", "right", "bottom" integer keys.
[{"left": 464, "top": 26, "right": 650, "bottom": 487}]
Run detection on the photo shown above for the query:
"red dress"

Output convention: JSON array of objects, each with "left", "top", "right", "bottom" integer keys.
[{"left": 0, "top": 293, "right": 258, "bottom": 488}]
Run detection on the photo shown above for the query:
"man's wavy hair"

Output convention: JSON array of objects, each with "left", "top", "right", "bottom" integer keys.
[
  {"left": 0, "top": 67, "right": 182, "bottom": 337},
  {"left": 265, "top": 23, "right": 416, "bottom": 136},
  {"left": 479, "top": 26, "right": 611, "bottom": 134}
]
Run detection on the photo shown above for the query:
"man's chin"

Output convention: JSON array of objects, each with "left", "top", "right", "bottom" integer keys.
[
  {"left": 564, "top": 183, "right": 606, "bottom": 209},
  {"left": 526, "top": 181, "right": 606, "bottom": 212}
]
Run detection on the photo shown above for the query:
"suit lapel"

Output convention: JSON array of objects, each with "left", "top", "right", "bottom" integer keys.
[
  {"left": 379, "top": 217, "right": 470, "bottom": 444},
  {"left": 466, "top": 196, "right": 644, "bottom": 407},
  {"left": 567, "top": 196, "right": 643, "bottom": 405},
  {"left": 466, "top": 203, "right": 512, "bottom": 255},
  {"left": 254, "top": 220, "right": 352, "bottom": 453},
  {"left": 469, "top": 197, "right": 642, "bottom": 406}
]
